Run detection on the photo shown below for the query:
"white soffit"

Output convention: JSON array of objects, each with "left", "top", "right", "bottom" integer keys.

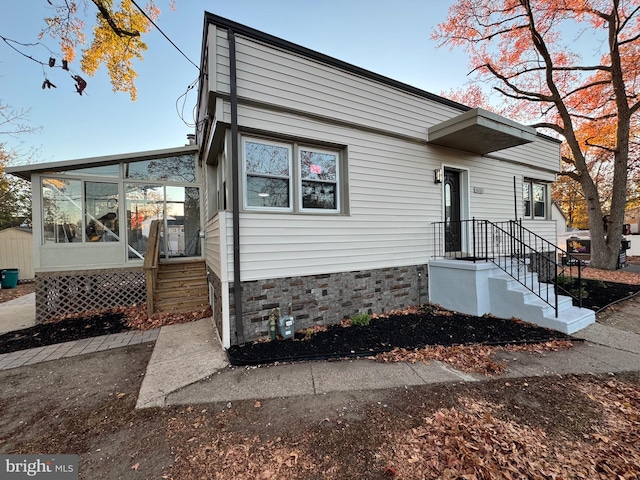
[{"left": 427, "top": 108, "right": 537, "bottom": 155}]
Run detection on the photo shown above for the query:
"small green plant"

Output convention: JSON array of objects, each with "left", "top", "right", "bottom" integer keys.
[
  {"left": 555, "top": 274, "right": 573, "bottom": 287},
  {"left": 305, "top": 328, "right": 314, "bottom": 340},
  {"left": 350, "top": 313, "right": 371, "bottom": 327}
]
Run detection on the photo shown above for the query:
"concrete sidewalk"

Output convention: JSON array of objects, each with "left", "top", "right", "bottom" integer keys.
[
  {"left": 0, "top": 293, "right": 36, "bottom": 334},
  {"left": 136, "top": 319, "right": 640, "bottom": 409}
]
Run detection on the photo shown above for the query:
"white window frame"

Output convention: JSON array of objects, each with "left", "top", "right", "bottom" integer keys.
[
  {"left": 242, "top": 136, "right": 343, "bottom": 214},
  {"left": 242, "top": 137, "right": 293, "bottom": 212},
  {"left": 298, "top": 146, "right": 340, "bottom": 213},
  {"left": 523, "top": 180, "right": 548, "bottom": 220}
]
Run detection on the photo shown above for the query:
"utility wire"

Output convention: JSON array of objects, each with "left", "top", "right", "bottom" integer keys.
[{"left": 129, "top": 0, "right": 200, "bottom": 71}]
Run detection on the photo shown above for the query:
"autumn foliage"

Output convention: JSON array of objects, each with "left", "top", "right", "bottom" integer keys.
[
  {"left": 40, "top": 0, "right": 165, "bottom": 100},
  {"left": 434, "top": 0, "right": 640, "bottom": 269}
]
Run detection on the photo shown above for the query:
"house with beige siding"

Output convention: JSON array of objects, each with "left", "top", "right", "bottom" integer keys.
[
  {"left": 196, "top": 13, "right": 593, "bottom": 346},
  {"left": 7, "top": 12, "right": 595, "bottom": 346}
]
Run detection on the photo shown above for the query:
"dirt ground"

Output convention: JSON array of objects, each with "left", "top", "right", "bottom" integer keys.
[
  {"left": 0, "top": 335, "right": 639, "bottom": 478},
  {"left": 0, "top": 282, "right": 34, "bottom": 303}
]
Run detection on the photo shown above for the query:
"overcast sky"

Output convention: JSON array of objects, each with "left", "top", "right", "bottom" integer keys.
[{"left": 0, "top": 0, "right": 472, "bottom": 165}]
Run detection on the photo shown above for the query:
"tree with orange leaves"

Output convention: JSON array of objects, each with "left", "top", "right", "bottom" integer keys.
[
  {"left": 434, "top": 0, "right": 640, "bottom": 269},
  {"left": 1, "top": 1, "right": 175, "bottom": 101},
  {"left": 42, "top": 0, "right": 169, "bottom": 101}
]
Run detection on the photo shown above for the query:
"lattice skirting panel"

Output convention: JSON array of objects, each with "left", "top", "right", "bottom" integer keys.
[{"left": 35, "top": 268, "right": 146, "bottom": 323}]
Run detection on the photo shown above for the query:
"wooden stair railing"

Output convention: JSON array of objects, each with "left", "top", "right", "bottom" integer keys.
[{"left": 143, "top": 219, "right": 161, "bottom": 317}]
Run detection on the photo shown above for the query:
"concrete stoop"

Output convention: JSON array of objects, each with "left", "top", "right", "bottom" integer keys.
[
  {"left": 428, "top": 258, "right": 595, "bottom": 335},
  {"left": 488, "top": 272, "right": 595, "bottom": 334}
]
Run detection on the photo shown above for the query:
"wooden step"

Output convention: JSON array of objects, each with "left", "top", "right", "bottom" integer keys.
[
  {"left": 152, "top": 260, "right": 209, "bottom": 314},
  {"left": 155, "top": 285, "right": 208, "bottom": 300},
  {"left": 157, "top": 275, "right": 207, "bottom": 287},
  {"left": 158, "top": 260, "right": 205, "bottom": 272}
]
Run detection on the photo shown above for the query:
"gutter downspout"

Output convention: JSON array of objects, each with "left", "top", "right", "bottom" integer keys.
[{"left": 228, "top": 29, "right": 245, "bottom": 344}]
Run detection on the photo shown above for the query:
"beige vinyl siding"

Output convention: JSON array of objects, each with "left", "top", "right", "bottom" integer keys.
[
  {"left": 211, "top": 27, "right": 460, "bottom": 140},
  {"left": 222, "top": 107, "right": 440, "bottom": 281},
  {"left": 0, "top": 229, "right": 35, "bottom": 280},
  {"left": 204, "top": 212, "right": 229, "bottom": 281},
  {"left": 207, "top": 24, "right": 561, "bottom": 282},
  {"left": 490, "top": 135, "right": 561, "bottom": 174}
]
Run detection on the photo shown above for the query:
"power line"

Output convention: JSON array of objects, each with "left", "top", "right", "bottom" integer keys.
[{"left": 129, "top": 0, "right": 200, "bottom": 71}]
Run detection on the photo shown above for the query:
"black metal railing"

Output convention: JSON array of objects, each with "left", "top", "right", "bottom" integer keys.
[{"left": 432, "top": 218, "right": 584, "bottom": 316}]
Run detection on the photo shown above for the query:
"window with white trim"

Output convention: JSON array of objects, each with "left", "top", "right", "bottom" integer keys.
[
  {"left": 523, "top": 180, "right": 548, "bottom": 219},
  {"left": 243, "top": 137, "right": 342, "bottom": 213},
  {"left": 243, "top": 138, "right": 292, "bottom": 210},
  {"left": 299, "top": 148, "right": 339, "bottom": 211}
]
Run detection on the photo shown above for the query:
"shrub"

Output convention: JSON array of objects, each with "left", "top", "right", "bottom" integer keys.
[{"left": 350, "top": 313, "right": 371, "bottom": 327}]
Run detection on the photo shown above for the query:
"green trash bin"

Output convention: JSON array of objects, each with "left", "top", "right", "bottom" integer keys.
[{"left": 1, "top": 269, "right": 19, "bottom": 289}]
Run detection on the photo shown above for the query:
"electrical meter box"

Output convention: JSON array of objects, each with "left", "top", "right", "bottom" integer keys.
[{"left": 277, "top": 315, "right": 294, "bottom": 339}]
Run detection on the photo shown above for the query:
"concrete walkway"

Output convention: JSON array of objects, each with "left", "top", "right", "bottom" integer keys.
[
  {"left": 157, "top": 322, "right": 640, "bottom": 408},
  {"left": 0, "top": 329, "right": 159, "bottom": 370},
  {"left": 0, "top": 293, "right": 36, "bottom": 334}
]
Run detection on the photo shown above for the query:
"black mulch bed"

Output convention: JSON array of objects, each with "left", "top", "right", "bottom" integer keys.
[
  {"left": 567, "top": 278, "right": 640, "bottom": 311},
  {"left": 0, "top": 312, "right": 130, "bottom": 354},
  {"left": 227, "top": 306, "right": 575, "bottom": 366}
]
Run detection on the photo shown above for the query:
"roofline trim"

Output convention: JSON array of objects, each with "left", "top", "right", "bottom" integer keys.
[{"left": 6, "top": 144, "right": 199, "bottom": 180}]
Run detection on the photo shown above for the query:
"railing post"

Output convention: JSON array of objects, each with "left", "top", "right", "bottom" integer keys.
[{"left": 472, "top": 217, "right": 476, "bottom": 261}]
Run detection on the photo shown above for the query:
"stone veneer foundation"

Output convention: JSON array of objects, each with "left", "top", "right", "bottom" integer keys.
[{"left": 208, "top": 265, "right": 428, "bottom": 345}]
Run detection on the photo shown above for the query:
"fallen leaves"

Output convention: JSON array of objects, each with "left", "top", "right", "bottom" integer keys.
[
  {"left": 44, "top": 303, "right": 212, "bottom": 331},
  {"left": 581, "top": 266, "right": 640, "bottom": 285},
  {"left": 165, "top": 375, "right": 640, "bottom": 479},
  {"left": 380, "top": 377, "right": 640, "bottom": 480},
  {"left": 376, "top": 340, "right": 575, "bottom": 376}
]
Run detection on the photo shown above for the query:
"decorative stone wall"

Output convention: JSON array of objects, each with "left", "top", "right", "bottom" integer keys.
[
  {"left": 35, "top": 268, "right": 146, "bottom": 323},
  {"left": 228, "top": 264, "right": 428, "bottom": 345}
]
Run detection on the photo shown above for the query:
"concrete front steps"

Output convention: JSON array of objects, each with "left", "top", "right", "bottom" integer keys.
[
  {"left": 428, "top": 258, "right": 595, "bottom": 335},
  {"left": 154, "top": 260, "right": 209, "bottom": 314},
  {"left": 488, "top": 271, "right": 595, "bottom": 334}
]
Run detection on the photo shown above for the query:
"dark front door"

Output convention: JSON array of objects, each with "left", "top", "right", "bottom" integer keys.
[{"left": 444, "top": 169, "right": 461, "bottom": 252}]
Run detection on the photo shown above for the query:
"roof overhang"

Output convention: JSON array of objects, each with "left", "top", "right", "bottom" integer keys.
[
  {"left": 427, "top": 108, "right": 537, "bottom": 155},
  {"left": 5, "top": 145, "right": 199, "bottom": 181}
]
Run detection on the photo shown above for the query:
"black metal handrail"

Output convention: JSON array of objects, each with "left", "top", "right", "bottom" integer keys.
[{"left": 432, "top": 218, "right": 583, "bottom": 316}]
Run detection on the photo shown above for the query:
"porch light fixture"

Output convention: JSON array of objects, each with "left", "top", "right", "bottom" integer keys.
[{"left": 434, "top": 168, "right": 443, "bottom": 184}]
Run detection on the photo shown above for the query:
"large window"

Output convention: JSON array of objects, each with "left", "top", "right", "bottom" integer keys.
[
  {"left": 85, "top": 182, "right": 119, "bottom": 242},
  {"left": 523, "top": 180, "right": 548, "bottom": 219},
  {"left": 42, "top": 178, "right": 83, "bottom": 243},
  {"left": 243, "top": 137, "right": 341, "bottom": 213},
  {"left": 244, "top": 139, "right": 292, "bottom": 209},
  {"left": 300, "top": 148, "right": 338, "bottom": 211},
  {"left": 39, "top": 152, "right": 201, "bottom": 260}
]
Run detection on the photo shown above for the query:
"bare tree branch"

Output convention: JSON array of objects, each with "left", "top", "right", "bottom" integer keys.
[{"left": 90, "top": 0, "right": 140, "bottom": 37}]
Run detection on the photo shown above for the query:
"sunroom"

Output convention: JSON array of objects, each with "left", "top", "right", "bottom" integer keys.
[{"left": 7, "top": 144, "right": 204, "bottom": 322}]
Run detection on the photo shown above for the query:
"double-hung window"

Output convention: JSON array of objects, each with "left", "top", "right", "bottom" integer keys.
[
  {"left": 299, "top": 148, "right": 339, "bottom": 211},
  {"left": 523, "top": 180, "right": 547, "bottom": 219},
  {"left": 244, "top": 138, "right": 292, "bottom": 210},
  {"left": 243, "top": 137, "right": 342, "bottom": 213}
]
